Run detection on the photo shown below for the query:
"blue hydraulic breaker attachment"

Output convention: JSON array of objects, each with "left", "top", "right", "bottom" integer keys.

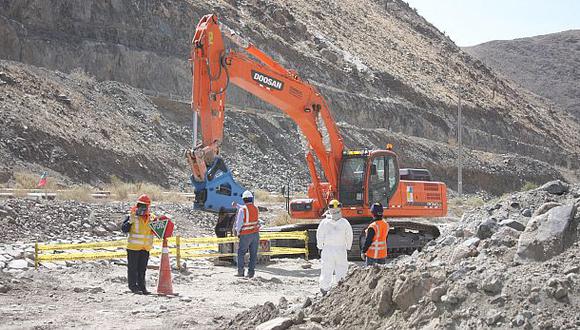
[{"left": 190, "top": 156, "right": 245, "bottom": 213}]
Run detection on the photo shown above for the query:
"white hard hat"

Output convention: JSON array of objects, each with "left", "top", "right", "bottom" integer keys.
[{"left": 242, "top": 190, "right": 253, "bottom": 199}]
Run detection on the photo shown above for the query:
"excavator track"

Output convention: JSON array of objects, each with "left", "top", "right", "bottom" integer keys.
[{"left": 262, "top": 219, "right": 440, "bottom": 260}]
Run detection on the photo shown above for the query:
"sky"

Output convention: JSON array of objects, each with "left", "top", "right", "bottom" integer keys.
[{"left": 404, "top": 0, "right": 580, "bottom": 47}]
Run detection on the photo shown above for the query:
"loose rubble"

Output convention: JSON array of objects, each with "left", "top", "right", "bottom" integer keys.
[{"left": 227, "top": 181, "right": 580, "bottom": 329}]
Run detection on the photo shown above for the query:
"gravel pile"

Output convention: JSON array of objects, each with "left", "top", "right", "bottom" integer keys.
[{"left": 230, "top": 180, "right": 580, "bottom": 329}]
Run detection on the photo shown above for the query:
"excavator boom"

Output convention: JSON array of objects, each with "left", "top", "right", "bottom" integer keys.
[
  {"left": 188, "top": 14, "right": 447, "bottom": 258},
  {"left": 190, "top": 14, "right": 343, "bottom": 215}
]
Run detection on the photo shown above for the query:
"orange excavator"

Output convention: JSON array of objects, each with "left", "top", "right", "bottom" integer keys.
[{"left": 187, "top": 14, "right": 447, "bottom": 258}]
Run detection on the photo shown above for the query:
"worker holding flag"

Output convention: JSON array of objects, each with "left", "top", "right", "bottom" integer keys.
[{"left": 122, "top": 194, "right": 155, "bottom": 294}]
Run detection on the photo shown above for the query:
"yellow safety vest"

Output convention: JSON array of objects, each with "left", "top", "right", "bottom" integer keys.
[{"left": 127, "top": 212, "right": 155, "bottom": 251}]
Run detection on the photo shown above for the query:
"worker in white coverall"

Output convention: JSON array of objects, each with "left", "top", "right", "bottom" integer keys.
[{"left": 316, "top": 199, "right": 353, "bottom": 295}]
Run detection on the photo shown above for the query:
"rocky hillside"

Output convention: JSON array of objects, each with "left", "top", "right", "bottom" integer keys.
[
  {"left": 227, "top": 181, "right": 580, "bottom": 329},
  {"left": 1, "top": 59, "right": 566, "bottom": 194},
  {"left": 0, "top": 60, "right": 310, "bottom": 190},
  {"left": 465, "top": 30, "right": 580, "bottom": 120},
  {"left": 1, "top": 0, "right": 579, "bottom": 192}
]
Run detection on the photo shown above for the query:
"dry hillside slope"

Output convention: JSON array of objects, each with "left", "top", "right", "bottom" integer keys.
[
  {"left": 465, "top": 30, "right": 580, "bottom": 120},
  {"left": 0, "top": 60, "right": 310, "bottom": 190},
  {"left": 0, "top": 60, "right": 564, "bottom": 194},
  {"left": 1, "top": 0, "right": 579, "bottom": 192}
]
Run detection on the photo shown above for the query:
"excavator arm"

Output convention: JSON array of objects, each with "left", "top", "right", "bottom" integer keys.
[
  {"left": 189, "top": 14, "right": 448, "bottom": 259},
  {"left": 189, "top": 14, "right": 343, "bottom": 215}
]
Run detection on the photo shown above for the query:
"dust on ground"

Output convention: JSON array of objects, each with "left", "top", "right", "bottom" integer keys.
[{"left": 0, "top": 258, "right": 321, "bottom": 329}]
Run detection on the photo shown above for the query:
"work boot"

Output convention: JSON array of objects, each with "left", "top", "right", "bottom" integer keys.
[
  {"left": 141, "top": 289, "right": 151, "bottom": 295},
  {"left": 320, "top": 289, "right": 328, "bottom": 296},
  {"left": 234, "top": 272, "right": 244, "bottom": 277},
  {"left": 131, "top": 288, "right": 143, "bottom": 295},
  {"left": 246, "top": 271, "right": 255, "bottom": 278}
]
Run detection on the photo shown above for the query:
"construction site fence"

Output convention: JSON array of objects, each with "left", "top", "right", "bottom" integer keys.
[{"left": 34, "top": 231, "right": 309, "bottom": 270}]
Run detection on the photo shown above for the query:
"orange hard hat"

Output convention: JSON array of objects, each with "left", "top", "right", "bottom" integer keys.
[{"left": 137, "top": 194, "right": 151, "bottom": 205}]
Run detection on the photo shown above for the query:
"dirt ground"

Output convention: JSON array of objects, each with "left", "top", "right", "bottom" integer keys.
[
  {"left": 0, "top": 197, "right": 323, "bottom": 329},
  {"left": 0, "top": 197, "right": 458, "bottom": 329},
  {"left": 0, "top": 257, "right": 324, "bottom": 329}
]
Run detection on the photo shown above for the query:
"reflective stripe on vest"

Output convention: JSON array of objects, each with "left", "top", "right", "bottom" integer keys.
[
  {"left": 365, "top": 220, "right": 389, "bottom": 259},
  {"left": 240, "top": 204, "right": 259, "bottom": 235},
  {"left": 127, "top": 212, "right": 155, "bottom": 251}
]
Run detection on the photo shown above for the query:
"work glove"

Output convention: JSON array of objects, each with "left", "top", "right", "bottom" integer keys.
[
  {"left": 121, "top": 215, "right": 131, "bottom": 233},
  {"left": 360, "top": 253, "right": 366, "bottom": 261}
]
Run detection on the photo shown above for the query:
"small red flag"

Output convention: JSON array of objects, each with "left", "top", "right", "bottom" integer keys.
[{"left": 37, "top": 171, "right": 48, "bottom": 188}]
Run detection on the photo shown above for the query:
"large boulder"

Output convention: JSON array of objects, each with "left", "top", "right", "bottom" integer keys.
[
  {"left": 450, "top": 237, "right": 480, "bottom": 262},
  {"left": 392, "top": 273, "right": 432, "bottom": 311},
  {"left": 256, "top": 317, "right": 294, "bottom": 330},
  {"left": 538, "top": 180, "right": 569, "bottom": 195},
  {"left": 377, "top": 286, "right": 394, "bottom": 317},
  {"left": 477, "top": 219, "right": 498, "bottom": 239},
  {"left": 515, "top": 205, "right": 578, "bottom": 262},
  {"left": 499, "top": 219, "right": 525, "bottom": 232},
  {"left": 7, "top": 259, "right": 28, "bottom": 269}
]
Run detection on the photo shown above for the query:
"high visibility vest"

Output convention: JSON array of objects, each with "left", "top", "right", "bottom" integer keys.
[
  {"left": 127, "top": 208, "right": 155, "bottom": 251},
  {"left": 365, "top": 220, "right": 389, "bottom": 259},
  {"left": 239, "top": 204, "right": 259, "bottom": 235}
]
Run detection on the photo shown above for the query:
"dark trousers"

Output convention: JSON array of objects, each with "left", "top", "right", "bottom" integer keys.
[
  {"left": 365, "top": 257, "right": 386, "bottom": 266},
  {"left": 127, "top": 249, "right": 149, "bottom": 291},
  {"left": 237, "top": 232, "right": 259, "bottom": 275}
]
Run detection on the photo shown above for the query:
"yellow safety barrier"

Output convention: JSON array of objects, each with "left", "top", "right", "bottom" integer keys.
[{"left": 34, "top": 231, "right": 309, "bottom": 269}]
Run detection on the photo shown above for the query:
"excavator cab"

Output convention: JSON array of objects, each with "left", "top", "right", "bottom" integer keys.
[
  {"left": 366, "top": 151, "right": 399, "bottom": 206},
  {"left": 338, "top": 150, "right": 399, "bottom": 211}
]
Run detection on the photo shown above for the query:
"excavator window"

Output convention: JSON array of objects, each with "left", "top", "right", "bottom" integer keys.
[
  {"left": 368, "top": 155, "right": 398, "bottom": 206},
  {"left": 339, "top": 156, "right": 366, "bottom": 206}
]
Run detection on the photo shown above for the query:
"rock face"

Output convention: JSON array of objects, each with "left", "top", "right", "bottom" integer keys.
[
  {"left": 515, "top": 205, "right": 578, "bottom": 262},
  {"left": 1, "top": 0, "right": 579, "bottom": 193}
]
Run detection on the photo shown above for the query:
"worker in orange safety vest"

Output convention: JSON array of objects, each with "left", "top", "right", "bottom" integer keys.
[
  {"left": 361, "top": 202, "right": 389, "bottom": 266},
  {"left": 233, "top": 190, "right": 260, "bottom": 278},
  {"left": 122, "top": 194, "right": 155, "bottom": 294}
]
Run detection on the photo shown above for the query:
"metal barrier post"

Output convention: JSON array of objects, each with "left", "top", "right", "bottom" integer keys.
[
  {"left": 34, "top": 242, "right": 39, "bottom": 270},
  {"left": 304, "top": 232, "right": 309, "bottom": 261},
  {"left": 176, "top": 236, "right": 181, "bottom": 270}
]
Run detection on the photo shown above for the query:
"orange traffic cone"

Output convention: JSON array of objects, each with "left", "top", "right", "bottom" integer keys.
[{"left": 157, "top": 238, "right": 174, "bottom": 295}]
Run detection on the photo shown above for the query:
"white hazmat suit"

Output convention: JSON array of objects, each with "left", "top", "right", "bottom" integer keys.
[{"left": 316, "top": 208, "right": 353, "bottom": 293}]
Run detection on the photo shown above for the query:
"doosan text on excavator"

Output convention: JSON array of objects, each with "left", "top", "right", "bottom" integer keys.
[{"left": 186, "top": 14, "right": 448, "bottom": 259}]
